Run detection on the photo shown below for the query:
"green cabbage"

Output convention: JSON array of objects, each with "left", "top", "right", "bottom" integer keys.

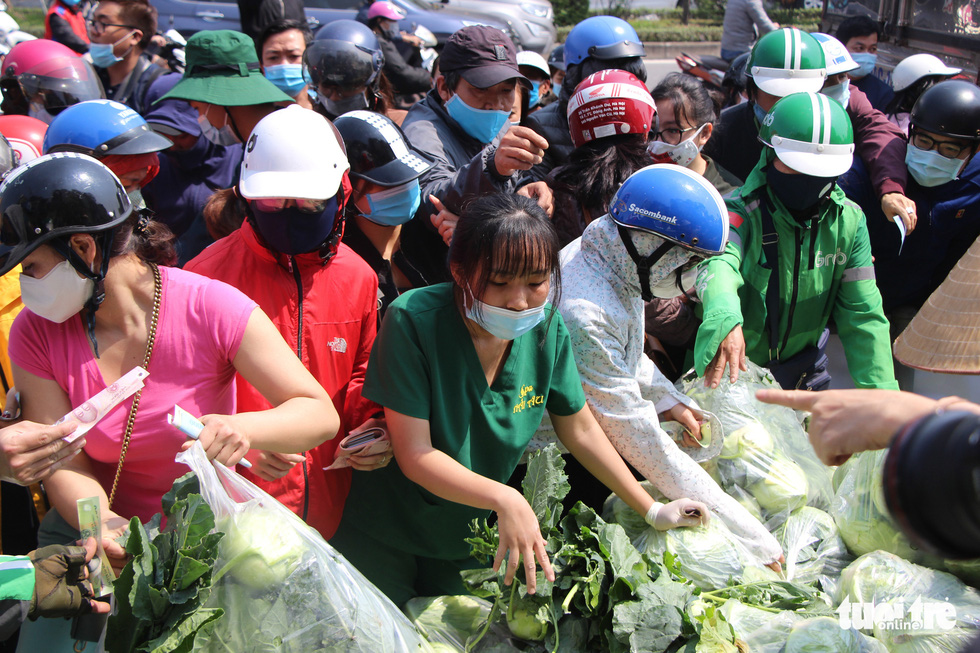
[
  {"left": 404, "top": 595, "right": 493, "bottom": 650},
  {"left": 721, "top": 423, "right": 775, "bottom": 460},
  {"left": 216, "top": 504, "right": 306, "bottom": 590},
  {"left": 784, "top": 616, "right": 887, "bottom": 652},
  {"left": 749, "top": 455, "right": 808, "bottom": 514},
  {"left": 830, "top": 451, "right": 935, "bottom": 564},
  {"left": 838, "top": 551, "right": 980, "bottom": 653},
  {"left": 773, "top": 507, "right": 852, "bottom": 590}
]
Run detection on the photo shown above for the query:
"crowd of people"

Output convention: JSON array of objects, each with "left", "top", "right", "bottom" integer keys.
[{"left": 0, "top": 1, "right": 976, "bottom": 647}]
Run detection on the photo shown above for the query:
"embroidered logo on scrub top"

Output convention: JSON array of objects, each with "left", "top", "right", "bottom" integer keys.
[{"left": 513, "top": 384, "right": 544, "bottom": 413}]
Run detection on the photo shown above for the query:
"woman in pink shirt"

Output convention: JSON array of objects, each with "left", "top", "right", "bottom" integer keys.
[{"left": 0, "top": 155, "right": 338, "bottom": 601}]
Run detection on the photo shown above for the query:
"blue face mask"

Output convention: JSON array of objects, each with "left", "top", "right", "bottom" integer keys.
[
  {"left": 89, "top": 30, "right": 135, "bottom": 68},
  {"left": 445, "top": 94, "right": 510, "bottom": 144},
  {"left": 528, "top": 81, "right": 540, "bottom": 109},
  {"left": 264, "top": 63, "right": 306, "bottom": 98},
  {"left": 251, "top": 197, "right": 340, "bottom": 254},
  {"left": 850, "top": 52, "right": 877, "bottom": 79},
  {"left": 363, "top": 181, "right": 421, "bottom": 226},
  {"left": 752, "top": 102, "right": 768, "bottom": 125},
  {"left": 465, "top": 294, "right": 547, "bottom": 340},
  {"left": 905, "top": 144, "right": 967, "bottom": 187},
  {"left": 822, "top": 78, "right": 850, "bottom": 108}
]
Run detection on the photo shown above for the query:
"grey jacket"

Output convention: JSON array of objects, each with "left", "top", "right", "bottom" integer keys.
[
  {"left": 399, "top": 89, "right": 520, "bottom": 281},
  {"left": 720, "top": 0, "right": 777, "bottom": 55}
]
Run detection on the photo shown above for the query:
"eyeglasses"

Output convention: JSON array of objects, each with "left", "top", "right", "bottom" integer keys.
[
  {"left": 250, "top": 198, "right": 331, "bottom": 214},
  {"left": 86, "top": 17, "right": 138, "bottom": 34},
  {"left": 652, "top": 124, "right": 701, "bottom": 145},
  {"left": 911, "top": 130, "right": 972, "bottom": 159}
]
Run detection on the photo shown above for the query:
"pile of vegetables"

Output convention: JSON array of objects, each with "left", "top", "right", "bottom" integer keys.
[{"left": 443, "top": 446, "right": 835, "bottom": 652}]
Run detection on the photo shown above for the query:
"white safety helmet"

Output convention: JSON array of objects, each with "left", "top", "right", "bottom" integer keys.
[
  {"left": 810, "top": 33, "right": 859, "bottom": 76},
  {"left": 240, "top": 105, "right": 350, "bottom": 200},
  {"left": 517, "top": 51, "right": 550, "bottom": 78},
  {"left": 892, "top": 54, "right": 962, "bottom": 92}
]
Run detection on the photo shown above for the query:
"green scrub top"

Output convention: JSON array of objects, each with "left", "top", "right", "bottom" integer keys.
[{"left": 345, "top": 283, "right": 586, "bottom": 560}]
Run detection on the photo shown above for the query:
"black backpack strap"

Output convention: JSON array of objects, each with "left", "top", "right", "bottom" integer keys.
[{"left": 759, "top": 196, "right": 781, "bottom": 363}]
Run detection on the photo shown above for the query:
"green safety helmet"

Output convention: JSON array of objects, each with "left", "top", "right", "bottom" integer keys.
[
  {"left": 759, "top": 91, "right": 854, "bottom": 176},
  {"left": 748, "top": 28, "right": 827, "bottom": 97}
]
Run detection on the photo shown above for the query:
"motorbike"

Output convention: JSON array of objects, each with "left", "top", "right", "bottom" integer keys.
[
  {"left": 0, "top": 0, "right": 37, "bottom": 57},
  {"left": 676, "top": 51, "right": 749, "bottom": 110}
]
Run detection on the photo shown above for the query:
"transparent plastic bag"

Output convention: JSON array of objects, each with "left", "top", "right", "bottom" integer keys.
[
  {"left": 176, "top": 443, "right": 430, "bottom": 653},
  {"left": 718, "top": 599, "right": 802, "bottom": 653},
  {"left": 838, "top": 550, "right": 980, "bottom": 652},
  {"left": 830, "top": 450, "right": 944, "bottom": 568},
  {"left": 634, "top": 516, "right": 778, "bottom": 591},
  {"left": 784, "top": 616, "right": 887, "bottom": 652},
  {"left": 770, "top": 506, "right": 853, "bottom": 595},
  {"left": 675, "top": 362, "right": 834, "bottom": 517},
  {"left": 404, "top": 596, "right": 526, "bottom": 653}
]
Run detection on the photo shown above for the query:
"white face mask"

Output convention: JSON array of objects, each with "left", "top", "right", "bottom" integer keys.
[
  {"left": 647, "top": 124, "right": 707, "bottom": 168},
  {"left": 197, "top": 107, "right": 241, "bottom": 146},
  {"left": 650, "top": 262, "right": 700, "bottom": 298},
  {"left": 464, "top": 288, "right": 547, "bottom": 340},
  {"left": 20, "top": 259, "right": 94, "bottom": 323}
]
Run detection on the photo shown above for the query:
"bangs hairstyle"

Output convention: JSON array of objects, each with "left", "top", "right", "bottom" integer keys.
[{"left": 449, "top": 193, "right": 561, "bottom": 323}]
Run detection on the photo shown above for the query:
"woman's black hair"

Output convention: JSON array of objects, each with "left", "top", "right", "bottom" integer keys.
[
  {"left": 448, "top": 193, "right": 561, "bottom": 328},
  {"left": 885, "top": 75, "right": 944, "bottom": 117},
  {"left": 552, "top": 134, "right": 651, "bottom": 220},
  {"left": 651, "top": 72, "right": 718, "bottom": 130},
  {"left": 109, "top": 209, "right": 177, "bottom": 267}
]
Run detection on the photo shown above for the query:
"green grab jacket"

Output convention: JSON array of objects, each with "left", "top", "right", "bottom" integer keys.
[{"left": 694, "top": 156, "right": 899, "bottom": 390}]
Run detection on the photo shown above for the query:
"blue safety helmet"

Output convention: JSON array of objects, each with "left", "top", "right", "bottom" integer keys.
[
  {"left": 42, "top": 99, "right": 172, "bottom": 158},
  {"left": 610, "top": 164, "right": 729, "bottom": 256},
  {"left": 308, "top": 19, "right": 384, "bottom": 90},
  {"left": 564, "top": 16, "right": 645, "bottom": 67}
]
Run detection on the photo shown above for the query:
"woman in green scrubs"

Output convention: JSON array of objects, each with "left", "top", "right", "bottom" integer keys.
[{"left": 331, "top": 193, "right": 708, "bottom": 605}]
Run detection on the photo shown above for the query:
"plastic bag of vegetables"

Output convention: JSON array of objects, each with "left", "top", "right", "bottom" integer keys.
[
  {"left": 838, "top": 550, "right": 980, "bottom": 653},
  {"left": 830, "top": 450, "right": 944, "bottom": 568},
  {"left": 176, "top": 443, "right": 429, "bottom": 653},
  {"left": 634, "top": 515, "right": 778, "bottom": 591},
  {"left": 772, "top": 506, "right": 853, "bottom": 594},
  {"left": 674, "top": 363, "right": 834, "bottom": 516}
]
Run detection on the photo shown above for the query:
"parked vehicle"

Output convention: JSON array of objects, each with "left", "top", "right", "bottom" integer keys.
[
  {"left": 821, "top": 0, "right": 979, "bottom": 83},
  {"left": 153, "top": 0, "right": 517, "bottom": 49},
  {"left": 436, "top": 0, "right": 555, "bottom": 54}
]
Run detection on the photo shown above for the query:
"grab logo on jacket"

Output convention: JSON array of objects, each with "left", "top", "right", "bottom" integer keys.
[
  {"left": 814, "top": 248, "right": 847, "bottom": 268},
  {"left": 328, "top": 337, "right": 347, "bottom": 353}
]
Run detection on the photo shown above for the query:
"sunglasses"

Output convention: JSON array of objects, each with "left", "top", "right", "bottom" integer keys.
[{"left": 250, "top": 198, "right": 331, "bottom": 214}]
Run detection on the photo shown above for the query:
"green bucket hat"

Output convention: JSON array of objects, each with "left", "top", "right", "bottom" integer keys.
[{"left": 158, "top": 30, "right": 293, "bottom": 106}]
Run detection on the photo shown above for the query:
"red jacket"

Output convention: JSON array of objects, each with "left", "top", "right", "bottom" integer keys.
[
  {"left": 185, "top": 221, "right": 379, "bottom": 539},
  {"left": 44, "top": 1, "right": 88, "bottom": 44}
]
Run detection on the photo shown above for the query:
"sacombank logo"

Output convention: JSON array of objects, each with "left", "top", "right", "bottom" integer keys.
[{"left": 627, "top": 203, "right": 678, "bottom": 224}]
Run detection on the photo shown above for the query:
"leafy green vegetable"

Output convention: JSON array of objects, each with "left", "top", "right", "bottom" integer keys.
[
  {"left": 749, "top": 455, "right": 808, "bottom": 514},
  {"left": 106, "top": 472, "right": 225, "bottom": 653},
  {"left": 404, "top": 595, "right": 494, "bottom": 649},
  {"left": 462, "top": 446, "right": 694, "bottom": 653}
]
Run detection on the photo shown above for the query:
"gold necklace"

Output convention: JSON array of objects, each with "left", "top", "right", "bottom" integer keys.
[{"left": 107, "top": 263, "right": 162, "bottom": 509}]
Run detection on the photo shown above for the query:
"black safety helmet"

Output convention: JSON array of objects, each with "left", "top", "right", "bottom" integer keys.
[
  {"left": 0, "top": 152, "right": 131, "bottom": 277},
  {"left": 306, "top": 20, "right": 384, "bottom": 91},
  {"left": 723, "top": 52, "right": 750, "bottom": 91},
  {"left": 334, "top": 110, "right": 433, "bottom": 186},
  {"left": 910, "top": 80, "right": 980, "bottom": 142}
]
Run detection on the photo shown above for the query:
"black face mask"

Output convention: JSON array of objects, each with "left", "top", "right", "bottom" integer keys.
[{"left": 766, "top": 165, "right": 837, "bottom": 215}]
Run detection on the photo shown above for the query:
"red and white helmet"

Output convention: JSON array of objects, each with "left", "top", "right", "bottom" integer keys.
[
  {"left": 567, "top": 69, "right": 655, "bottom": 149},
  {"left": 0, "top": 115, "right": 47, "bottom": 164}
]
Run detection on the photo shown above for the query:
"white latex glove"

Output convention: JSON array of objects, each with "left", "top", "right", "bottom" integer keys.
[{"left": 645, "top": 498, "right": 709, "bottom": 531}]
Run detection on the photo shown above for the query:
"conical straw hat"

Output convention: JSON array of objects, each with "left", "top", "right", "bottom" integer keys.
[{"left": 893, "top": 233, "right": 980, "bottom": 374}]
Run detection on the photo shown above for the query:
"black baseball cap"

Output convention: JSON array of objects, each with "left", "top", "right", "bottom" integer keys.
[{"left": 440, "top": 25, "right": 528, "bottom": 89}]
